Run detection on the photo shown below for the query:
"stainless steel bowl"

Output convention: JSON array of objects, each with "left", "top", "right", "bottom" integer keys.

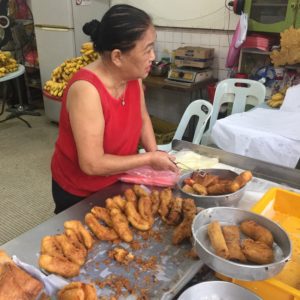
[
  {"left": 178, "top": 281, "right": 262, "bottom": 300},
  {"left": 177, "top": 169, "right": 247, "bottom": 208},
  {"left": 192, "top": 207, "right": 292, "bottom": 281}
]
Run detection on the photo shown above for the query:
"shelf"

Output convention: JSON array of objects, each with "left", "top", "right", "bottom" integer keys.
[{"left": 241, "top": 48, "right": 271, "bottom": 55}]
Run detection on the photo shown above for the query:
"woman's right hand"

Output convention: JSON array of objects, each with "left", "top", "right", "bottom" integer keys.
[{"left": 148, "top": 151, "right": 179, "bottom": 173}]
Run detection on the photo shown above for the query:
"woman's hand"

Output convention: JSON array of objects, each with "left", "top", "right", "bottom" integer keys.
[{"left": 148, "top": 151, "right": 179, "bottom": 173}]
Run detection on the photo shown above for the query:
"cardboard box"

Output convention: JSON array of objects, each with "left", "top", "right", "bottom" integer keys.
[{"left": 174, "top": 46, "right": 214, "bottom": 68}]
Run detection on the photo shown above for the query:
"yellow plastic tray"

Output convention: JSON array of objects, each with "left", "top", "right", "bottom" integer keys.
[{"left": 217, "top": 187, "right": 300, "bottom": 300}]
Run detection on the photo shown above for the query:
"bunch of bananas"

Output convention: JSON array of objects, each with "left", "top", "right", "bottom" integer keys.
[
  {"left": 267, "top": 93, "right": 284, "bottom": 108},
  {"left": 0, "top": 51, "right": 18, "bottom": 78},
  {"left": 44, "top": 42, "right": 99, "bottom": 97}
]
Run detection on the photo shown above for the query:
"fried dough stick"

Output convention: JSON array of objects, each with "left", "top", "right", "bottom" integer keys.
[
  {"left": 207, "top": 221, "right": 229, "bottom": 259},
  {"left": 138, "top": 196, "right": 154, "bottom": 226},
  {"left": 91, "top": 206, "right": 113, "bottom": 227},
  {"left": 240, "top": 220, "right": 274, "bottom": 247},
  {"left": 222, "top": 225, "right": 246, "bottom": 262},
  {"left": 64, "top": 220, "right": 94, "bottom": 250},
  {"left": 150, "top": 190, "right": 161, "bottom": 216},
  {"left": 39, "top": 254, "right": 80, "bottom": 278},
  {"left": 172, "top": 198, "right": 196, "bottom": 245},
  {"left": 124, "top": 188, "right": 138, "bottom": 208},
  {"left": 57, "top": 282, "right": 97, "bottom": 300},
  {"left": 55, "top": 234, "right": 87, "bottom": 266},
  {"left": 125, "top": 201, "right": 151, "bottom": 231},
  {"left": 241, "top": 239, "right": 274, "bottom": 264},
  {"left": 133, "top": 184, "right": 149, "bottom": 197},
  {"left": 158, "top": 188, "right": 173, "bottom": 218},
  {"left": 110, "top": 207, "right": 133, "bottom": 243},
  {"left": 164, "top": 197, "right": 183, "bottom": 225},
  {"left": 40, "top": 236, "right": 65, "bottom": 260},
  {"left": 112, "top": 195, "right": 127, "bottom": 211},
  {"left": 85, "top": 213, "right": 119, "bottom": 241}
]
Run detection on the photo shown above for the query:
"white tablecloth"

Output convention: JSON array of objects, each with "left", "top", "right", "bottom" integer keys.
[{"left": 211, "top": 108, "right": 300, "bottom": 168}]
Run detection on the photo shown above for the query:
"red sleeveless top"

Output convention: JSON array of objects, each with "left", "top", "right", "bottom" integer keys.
[{"left": 51, "top": 68, "right": 142, "bottom": 196}]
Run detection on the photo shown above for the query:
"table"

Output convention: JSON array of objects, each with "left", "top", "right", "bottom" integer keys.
[
  {"left": 210, "top": 107, "right": 300, "bottom": 168},
  {"left": 3, "top": 140, "right": 300, "bottom": 297},
  {"left": 0, "top": 64, "right": 40, "bottom": 128},
  {"left": 143, "top": 75, "right": 215, "bottom": 102}
]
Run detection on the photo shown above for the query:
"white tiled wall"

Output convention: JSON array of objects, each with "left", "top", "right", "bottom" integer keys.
[{"left": 154, "top": 27, "right": 234, "bottom": 81}]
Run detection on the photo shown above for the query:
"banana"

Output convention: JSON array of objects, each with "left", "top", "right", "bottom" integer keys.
[{"left": 271, "top": 93, "right": 284, "bottom": 101}]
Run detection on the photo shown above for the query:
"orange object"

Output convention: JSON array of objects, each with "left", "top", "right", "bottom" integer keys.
[{"left": 217, "top": 188, "right": 300, "bottom": 300}]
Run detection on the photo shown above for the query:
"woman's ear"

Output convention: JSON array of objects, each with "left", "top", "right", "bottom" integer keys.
[{"left": 111, "top": 49, "right": 122, "bottom": 67}]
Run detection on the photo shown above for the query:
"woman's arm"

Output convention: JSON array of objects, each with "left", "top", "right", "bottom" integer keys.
[
  {"left": 138, "top": 80, "right": 157, "bottom": 152},
  {"left": 67, "top": 80, "right": 177, "bottom": 176}
]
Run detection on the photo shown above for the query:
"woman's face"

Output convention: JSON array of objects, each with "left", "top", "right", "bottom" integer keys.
[{"left": 120, "top": 25, "right": 156, "bottom": 80}]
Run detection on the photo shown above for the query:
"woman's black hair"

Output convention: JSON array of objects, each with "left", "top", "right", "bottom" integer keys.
[{"left": 83, "top": 4, "right": 152, "bottom": 54}]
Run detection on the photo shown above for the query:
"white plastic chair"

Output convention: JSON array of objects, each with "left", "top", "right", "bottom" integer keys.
[
  {"left": 201, "top": 78, "right": 266, "bottom": 145},
  {"left": 156, "top": 99, "right": 213, "bottom": 152}
]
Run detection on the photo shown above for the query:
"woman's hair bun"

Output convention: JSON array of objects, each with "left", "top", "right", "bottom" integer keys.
[{"left": 82, "top": 19, "right": 101, "bottom": 40}]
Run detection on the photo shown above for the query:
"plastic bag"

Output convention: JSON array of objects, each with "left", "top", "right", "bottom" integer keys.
[{"left": 119, "top": 166, "right": 179, "bottom": 187}]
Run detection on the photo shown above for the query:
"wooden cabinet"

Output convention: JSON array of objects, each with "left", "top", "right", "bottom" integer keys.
[{"left": 244, "top": 0, "right": 300, "bottom": 33}]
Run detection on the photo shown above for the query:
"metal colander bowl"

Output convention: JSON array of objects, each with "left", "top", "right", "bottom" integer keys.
[
  {"left": 177, "top": 169, "right": 247, "bottom": 208},
  {"left": 192, "top": 207, "right": 292, "bottom": 281}
]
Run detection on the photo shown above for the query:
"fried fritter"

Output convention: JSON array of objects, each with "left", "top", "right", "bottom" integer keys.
[
  {"left": 172, "top": 198, "right": 196, "bottom": 245},
  {"left": 133, "top": 184, "right": 149, "bottom": 197},
  {"left": 207, "top": 221, "right": 229, "bottom": 259},
  {"left": 91, "top": 206, "right": 113, "bottom": 227},
  {"left": 64, "top": 220, "right": 94, "bottom": 250},
  {"left": 241, "top": 239, "right": 274, "bottom": 264},
  {"left": 64, "top": 229, "right": 87, "bottom": 254},
  {"left": 85, "top": 213, "right": 119, "bottom": 241},
  {"left": 110, "top": 207, "right": 133, "bottom": 243},
  {"left": 222, "top": 225, "right": 246, "bottom": 262},
  {"left": 192, "top": 183, "right": 208, "bottom": 195},
  {"left": 112, "top": 195, "right": 127, "bottom": 211},
  {"left": 138, "top": 196, "right": 154, "bottom": 226},
  {"left": 55, "top": 234, "right": 87, "bottom": 266},
  {"left": 39, "top": 254, "right": 80, "bottom": 278},
  {"left": 124, "top": 188, "right": 138, "bottom": 208},
  {"left": 240, "top": 220, "right": 274, "bottom": 247},
  {"left": 40, "top": 236, "right": 65, "bottom": 259},
  {"left": 57, "top": 282, "right": 97, "bottom": 300},
  {"left": 158, "top": 188, "right": 173, "bottom": 218},
  {"left": 164, "top": 197, "right": 183, "bottom": 225},
  {"left": 124, "top": 201, "right": 151, "bottom": 231},
  {"left": 150, "top": 190, "right": 161, "bottom": 216}
]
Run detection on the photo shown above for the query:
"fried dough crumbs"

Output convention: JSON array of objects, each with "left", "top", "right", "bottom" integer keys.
[
  {"left": 108, "top": 247, "right": 135, "bottom": 265},
  {"left": 130, "top": 240, "right": 142, "bottom": 251},
  {"left": 135, "top": 256, "right": 158, "bottom": 271}
]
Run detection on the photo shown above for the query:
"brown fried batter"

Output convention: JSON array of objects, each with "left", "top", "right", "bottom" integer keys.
[
  {"left": 240, "top": 220, "right": 274, "bottom": 247},
  {"left": 192, "top": 172, "right": 218, "bottom": 187},
  {"left": 55, "top": 234, "right": 87, "bottom": 266},
  {"left": 172, "top": 198, "right": 196, "bottom": 245},
  {"left": 91, "top": 206, "right": 113, "bottom": 227},
  {"left": 64, "top": 229, "right": 87, "bottom": 254},
  {"left": 150, "top": 190, "right": 161, "bottom": 216},
  {"left": 192, "top": 183, "right": 208, "bottom": 195},
  {"left": 39, "top": 254, "right": 80, "bottom": 278},
  {"left": 110, "top": 207, "right": 133, "bottom": 243},
  {"left": 241, "top": 239, "right": 274, "bottom": 264},
  {"left": 64, "top": 220, "right": 94, "bottom": 250},
  {"left": 158, "top": 188, "right": 173, "bottom": 218},
  {"left": 133, "top": 184, "right": 149, "bottom": 197},
  {"left": 138, "top": 196, "right": 154, "bottom": 226},
  {"left": 108, "top": 247, "right": 135, "bottom": 265},
  {"left": 112, "top": 195, "right": 127, "bottom": 211},
  {"left": 85, "top": 212, "right": 119, "bottom": 241},
  {"left": 125, "top": 202, "right": 151, "bottom": 231},
  {"left": 40, "top": 236, "right": 65, "bottom": 259},
  {"left": 164, "top": 197, "right": 183, "bottom": 225},
  {"left": 124, "top": 188, "right": 138, "bottom": 208}
]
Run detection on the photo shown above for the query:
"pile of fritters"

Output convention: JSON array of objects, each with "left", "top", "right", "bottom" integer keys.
[
  {"left": 182, "top": 170, "right": 253, "bottom": 196},
  {"left": 38, "top": 185, "right": 198, "bottom": 279},
  {"left": 207, "top": 219, "right": 274, "bottom": 264}
]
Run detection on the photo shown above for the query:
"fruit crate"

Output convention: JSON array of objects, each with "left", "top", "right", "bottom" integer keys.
[{"left": 150, "top": 115, "right": 177, "bottom": 145}]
